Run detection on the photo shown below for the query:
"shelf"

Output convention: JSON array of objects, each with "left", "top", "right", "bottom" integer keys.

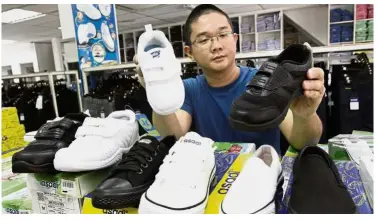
[
  {"left": 257, "top": 29, "right": 281, "bottom": 34},
  {"left": 356, "top": 18, "right": 374, "bottom": 22},
  {"left": 355, "top": 40, "right": 374, "bottom": 43},
  {"left": 330, "top": 20, "right": 354, "bottom": 24},
  {"left": 330, "top": 41, "right": 354, "bottom": 45},
  {"left": 241, "top": 32, "right": 255, "bottom": 35}
]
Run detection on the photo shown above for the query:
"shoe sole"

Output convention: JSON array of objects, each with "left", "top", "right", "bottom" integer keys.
[
  {"left": 138, "top": 164, "right": 216, "bottom": 214},
  {"left": 220, "top": 171, "right": 284, "bottom": 214},
  {"left": 12, "top": 160, "right": 57, "bottom": 174},
  {"left": 229, "top": 88, "right": 302, "bottom": 131},
  {"left": 53, "top": 147, "right": 129, "bottom": 172},
  {"left": 91, "top": 183, "right": 152, "bottom": 209}
]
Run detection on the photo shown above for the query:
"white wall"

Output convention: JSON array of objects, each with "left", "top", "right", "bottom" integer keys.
[
  {"left": 63, "top": 41, "right": 79, "bottom": 63},
  {"left": 34, "top": 43, "right": 55, "bottom": 72},
  {"left": 58, "top": 4, "right": 75, "bottom": 40},
  {"left": 1, "top": 42, "right": 39, "bottom": 75},
  {"left": 284, "top": 5, "right": 328, "bottom": 45}
]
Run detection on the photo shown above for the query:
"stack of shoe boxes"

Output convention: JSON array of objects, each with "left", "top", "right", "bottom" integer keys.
[
  {"left": 356, "top": 20, "right": 374, "bottom": 42},
  {"left": 26, "top": 171, "right": 109, "bottom": 214},
  {"left": 2, "top": 107, "right": 27, "bottom": 154},
  {"left": 256, "top": 13, "right": 280, "bottom": 32},
  {"left": 330, "top": 8, "right": 353, "bottom": 22},
  {"left": 356, "top": 4, "right": 373, "bottom": 20},
  {"left": 330, "top": 23, "right": 353, "bottom": 43}
]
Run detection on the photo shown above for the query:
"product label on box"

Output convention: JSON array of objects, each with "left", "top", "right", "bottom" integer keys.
[
  {"left": 32, "top": 191, "right": 80, "bottom": 214},
  {"left": 60, "top": 180, "right": 76, "bottom": 195}
]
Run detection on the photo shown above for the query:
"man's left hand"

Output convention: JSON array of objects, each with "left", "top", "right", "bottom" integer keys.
[{"left": 290, "top": 67, "right": 325, "bottom": 119}]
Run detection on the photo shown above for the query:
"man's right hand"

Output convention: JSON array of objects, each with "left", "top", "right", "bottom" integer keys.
[{"left": 133, "top": 54, "right": 146, "bottom": 89}]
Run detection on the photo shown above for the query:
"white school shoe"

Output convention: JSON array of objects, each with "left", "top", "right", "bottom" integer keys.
[
  {"left": 101, "top": 22, "right": 115, "bottom": 52},
  {"left": 53, "top": 110, "right": 139, "bottom": 172},
  {"left": 98, "top": 4, "right": 112, "bottom": 17},
  {"left": 76, "top": 4, "right": 101, "bottom": 20},
  {"left": 78, "top": 22, "right": 96, "bottom": 45},
  {"left": 220, "top": 145, "right": 282, "bottom": 214},
  {"left": 137, "top": 30, "right": 185, "bottom": 116},
  {"left": 138, "top": 132, "right": 216, "bottom": 214}
]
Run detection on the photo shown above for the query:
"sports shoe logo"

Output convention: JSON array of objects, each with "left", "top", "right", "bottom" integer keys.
[
  {"left": 182, "top": 139, "right": 201, "bottom": 145},
  {"left": 150, "top": 50, "right": 161, "bottom": 58}
]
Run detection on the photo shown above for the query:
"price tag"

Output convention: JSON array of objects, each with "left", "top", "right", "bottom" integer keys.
[
  {"left": 20, "top": 113, "right": 25, "bottom": 121},
  {"left": 36, "top": 95, "right": 43, "bottom": 110},
  {"left": 100, "top": 112, "right": 105, "bottom": 118},
  {"left": 350, "top": 98, "right": 359, "bottom": 110},
  {"left": 60, "top": 180, "right": 76, "bottom": 196}
]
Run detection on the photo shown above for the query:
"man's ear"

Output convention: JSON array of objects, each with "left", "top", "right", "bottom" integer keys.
[
  {"left": 233, "top": 33, "right": 239, "bottom": 44},
  {"left": 184, "top": 46, "right": 195, "bottom": 61}
]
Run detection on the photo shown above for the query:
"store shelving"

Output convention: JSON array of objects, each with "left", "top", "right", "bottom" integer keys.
[{"left": 330, "top": 20, "right": 354, "bottom": 24}]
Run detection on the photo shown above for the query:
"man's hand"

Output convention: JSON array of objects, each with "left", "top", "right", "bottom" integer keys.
[
  {"left": 290, "top": 67, "right": 325, "bottom": 118},
  {"left": 133, "top": 55, "right": 145, "bottom": 88}
]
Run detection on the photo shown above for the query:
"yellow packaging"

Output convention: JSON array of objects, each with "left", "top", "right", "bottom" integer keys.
[
  {"left": 81, "top": 197, "right": 138, "bottom": 214},
  {"left": 2, "top": 107, "right": 20, "bottom": 128},
  {"left": 2, "top": 124, "right": 26, "bottom": 153},
  {"left": 205, "top": 153, "right": 251, "bottom": 214}
]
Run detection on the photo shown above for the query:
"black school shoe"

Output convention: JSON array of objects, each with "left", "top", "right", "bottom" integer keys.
[
  {"left": 229, "top": 44, "right": 313, "bottom": 131},
  {"left": 288, "top": 146, "right": 357, "bottom": 214},
  {"left": 11, "top": 113, "right": 87, "bottom": 173},
  {"left": 91, "top": 135, "right": 176, "bottom": 209}
]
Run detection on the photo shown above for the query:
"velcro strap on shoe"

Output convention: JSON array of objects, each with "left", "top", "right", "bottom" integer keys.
[
  {"left": 34, "top": 118, "right": 77, "bottom": 140},
  {"left": 75, "top": 125, "right": 118, "bottom": 138},
  {"left": 248, "top": 62, "right": 292, "bottom": 91}
]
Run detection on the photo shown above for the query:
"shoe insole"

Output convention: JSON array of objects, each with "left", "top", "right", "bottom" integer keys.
[{"left": 290, "top": 154, "right": 356, "bottom": 214}]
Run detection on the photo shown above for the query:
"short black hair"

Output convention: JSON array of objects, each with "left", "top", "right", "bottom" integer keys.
[{"left": 183, "top": 4, "right": 233, "bottom": 46}]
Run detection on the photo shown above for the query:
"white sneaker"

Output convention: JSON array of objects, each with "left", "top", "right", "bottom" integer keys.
[
  {"left": 101, "top": 22, "right": 115, "bottom": 52},
  {"left": 76, "top": 4, "right": 101, "bottom": 20},
  {"left": 99, "top": 4, "right": 111, "bottom": 17},
  {"left": 138, "top": 132, "right": 216, "bottom": 214},
  {"left": 53, "top": 110, "right": 139, "bottom": 172},
  {"left": 137, "top": 30, "right": 185, "bottom": 116},
  {"left": 78, "top": 22, "right": 96, "bottom": 45},
  {"left": 220, "top": 145, "right": 282, "bottom": 214}
]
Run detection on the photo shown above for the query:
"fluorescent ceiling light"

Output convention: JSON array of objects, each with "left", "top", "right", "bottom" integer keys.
[
  {"left": 2, "top": 40, "right": 17, "bottom": 44},
  {"left": 2, "top": 9, "right": 46, "bottom": 24},
  {"left": 58, "top": 27, "right": 62, "bottom": 29}
]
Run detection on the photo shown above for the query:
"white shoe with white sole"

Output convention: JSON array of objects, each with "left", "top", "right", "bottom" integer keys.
[
  {"left": 101, "top": 22, "right": 115, "bottom": 52},
  {"left": 137, "top": 29, "right": 184, "bottom": 116},
  {"left": 53, "top": 110, "right": 139, "bottom": 172},
  {"left": 220, "top": 145, "right": 282, "bottom": 214},
  {"left": 76, "top": 4, "right": 101, "bottom": 20},
  {"left": 138, "top": 132, "right": 216, "bottom": 214}
]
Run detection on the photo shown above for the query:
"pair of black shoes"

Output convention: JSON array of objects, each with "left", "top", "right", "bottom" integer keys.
[
  {"left": 12, "top": 113, "right": 88, "bottom": 173},
  {"left": 91, "top": 135, "right": 176, "bottom": 209}
]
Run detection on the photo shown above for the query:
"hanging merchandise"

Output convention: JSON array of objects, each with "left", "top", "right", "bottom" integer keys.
[
  {"left": 71, "top": 4, "right": 120, "bottom": 93},
  {"left": 53, "top": 110, "right": 139, "bottom": 172},
  {"left": 138, "top": 132, "right": 216, "bottom": 214},
  {"left": 220, "top": 145, "right": 283, "bottom": 214},
  {"left": 91, "top": 135, "right": 177, "bottom": 209},
  {"left": 137, "top": 25, "right": 185, "bottom": 116},
  {"left": 229, "top": 43, "right": 313, "bottom": 132},
  {"left": 11, "top": 113, "right": 88, "bottom": 173},
  {"left": 288, "top": 146, "right": 356, "bottom": 214}
]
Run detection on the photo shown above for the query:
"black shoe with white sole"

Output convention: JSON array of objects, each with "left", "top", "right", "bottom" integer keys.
[
  {"left": 229, "top": 44, "right": 313, "bottom": 131},
  {"left": 91, "top": 135, "right": 176, "bottom": 209}
]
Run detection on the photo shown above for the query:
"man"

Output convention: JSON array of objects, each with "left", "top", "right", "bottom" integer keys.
[{"left": 134, "top": 4, "right": 325, "bottom": 154}]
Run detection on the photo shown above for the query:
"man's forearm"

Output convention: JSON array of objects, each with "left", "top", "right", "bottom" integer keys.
[
  {"left": 289, "top": 113, "right": 323, "bottom": 150},
  {"left": 152, "top": 111, "right": 186, "bottom": 139}
]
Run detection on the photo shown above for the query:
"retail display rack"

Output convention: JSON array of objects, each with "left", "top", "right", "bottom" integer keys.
[
  {"left": 2, "top": 71, "right": 83, "bottom": 117},
  {"left": 328, "top": 4, "right": 374, "bottom": 45}
]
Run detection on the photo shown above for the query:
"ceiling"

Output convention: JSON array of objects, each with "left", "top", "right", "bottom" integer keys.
[{"left": 2, "top": 4, "right": 307, "bottom": 42}]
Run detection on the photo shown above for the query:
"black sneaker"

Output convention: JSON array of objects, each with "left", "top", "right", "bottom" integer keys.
[
  {"left": 229, "top": 44, "right": 313, "bottom": 131},
  {"left": 91, "top": 135, "right": 176, "bottom": 209},
  {"left": 288, "top": 146, "right": 357, "bottom": 214},
  {"left": 11, "top": 113, "right": 87, "bottom": 173}
]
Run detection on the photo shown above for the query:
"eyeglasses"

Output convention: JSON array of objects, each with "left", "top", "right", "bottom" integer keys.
[{"left": 191, "top": 31, "right": 234, "bottom": 49}]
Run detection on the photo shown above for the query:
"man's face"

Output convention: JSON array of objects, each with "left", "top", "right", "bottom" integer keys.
[{"left": 189, "top": 12, "right": 238, "bottom": 72}]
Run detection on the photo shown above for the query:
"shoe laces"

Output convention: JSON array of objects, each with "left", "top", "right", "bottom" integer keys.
[
  {"left": 154, "top": 145, "right": 215, "bottom": 189},
  {"left": 113, "top": 141, "right": 160, "bottom": 174}
]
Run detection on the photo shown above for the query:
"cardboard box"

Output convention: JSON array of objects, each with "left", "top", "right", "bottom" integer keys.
[
  {"left": 27, "top": 170, "right": 109, "bottom": 214},
  {"left": 81, "top": 142, "right": 255, "bottom": 214},
  {"left": 2, "top": 187, "right": 33, "bottom": 214}
]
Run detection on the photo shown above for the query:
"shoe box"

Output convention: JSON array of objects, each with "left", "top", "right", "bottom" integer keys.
[
  {"left": 328, "top": 133, "right": 373, "bottom": 160},
  {"left": 80, "top": 142, "right": 256, "bottom": 214},
  {"left": 2, "top": 156, "right": 33, "bottom": 214},
  {"left": 280, "top": 155, "right": 373, "bottom": 214},
  {"left": 26, "top": 170, "right": 109, "bottom": 214},
  {"left": 2, "top": 107, "right": 28, "bottom": 153}
]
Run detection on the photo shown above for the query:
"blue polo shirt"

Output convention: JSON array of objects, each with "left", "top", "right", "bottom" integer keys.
[{"left": 181, "top": 65, "right": 280, "bottom": 153}]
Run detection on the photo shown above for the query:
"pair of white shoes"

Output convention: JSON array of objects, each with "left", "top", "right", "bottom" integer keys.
[
  {"left": 138, "top": 132, "right": 282, "bottom": 214},
  {"left": 53, "top": 110, "right": 139, "bottom": 172},
  {"left": 76, "top": 4, "right": 111, "bottom": 19}
]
